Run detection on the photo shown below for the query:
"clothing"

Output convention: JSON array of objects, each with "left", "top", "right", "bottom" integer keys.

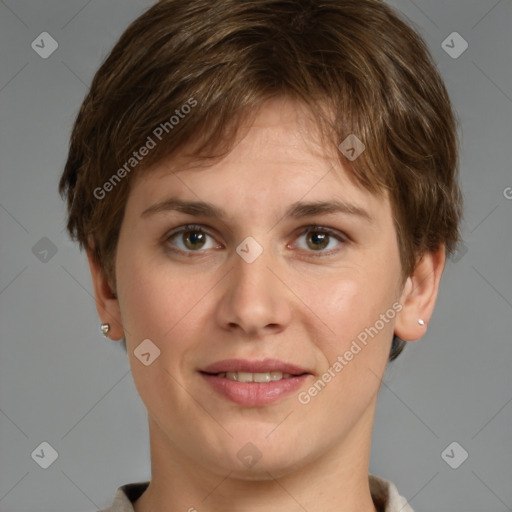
[{"left": 98, "top": 474, "right": 414, "bottom": 512}]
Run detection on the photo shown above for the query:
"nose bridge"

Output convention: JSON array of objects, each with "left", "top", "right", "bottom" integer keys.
[
  {"left": 215, "top": 235, "right": 291, "bottom": 335},
  {"left": 234, "top": 246, "right": 272, "bottom": 294},
  {"left": 232, "top": 235, "right": 278, "bottom": 304}
]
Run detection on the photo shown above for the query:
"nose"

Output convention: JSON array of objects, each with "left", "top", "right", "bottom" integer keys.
[{"left": 214, "top": 240, "right": 293, "bottom": 338}]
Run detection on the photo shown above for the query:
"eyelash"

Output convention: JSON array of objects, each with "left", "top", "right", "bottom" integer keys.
[{"left": 162, "top": 223, "right": 349, "bottom": 258}]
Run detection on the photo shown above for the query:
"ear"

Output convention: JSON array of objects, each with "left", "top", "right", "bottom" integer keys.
[
  {"left": 394, "top": 244, "right": 446, "bottom": 342},
  {"left": 86, "top": 249, "right": 125, "bottom": 341}
]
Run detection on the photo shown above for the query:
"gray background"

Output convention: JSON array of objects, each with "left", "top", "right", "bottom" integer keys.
[{"left": 0, "top": 0, "right": 511, "bottom": 511}]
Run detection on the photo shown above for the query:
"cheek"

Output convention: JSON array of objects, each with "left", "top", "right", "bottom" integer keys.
[
  {"left": 117, "top": 251, "right": 215, "bottom": 362},
  {"left": 296, "top": 273, "right": 393, "bottom": 431},
  {"left": 298, "top": 269, "right": 395, "bottom": 364},
  {"left": 116, "top": 244, "right": 178, "bottom": 339},
  {"left": 295, "top": 271, "right": 367, "bottom": 331},
  {"left": 116, "top": 255, "right": 204, "bottom": 408},
  {"left": 120, "top": 271, "right": 170, "bottom": 338}
]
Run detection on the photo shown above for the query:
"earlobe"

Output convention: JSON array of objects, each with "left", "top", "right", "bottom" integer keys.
[
  {"left": 86, "top": 249, "right": 124, "bottom": 341},
  {"left": 394, "top": 245, "right": 446, "bottom": 342}
]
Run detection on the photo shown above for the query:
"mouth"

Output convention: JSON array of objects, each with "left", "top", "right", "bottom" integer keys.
[
  {"left": 200, "top": 357, "right": 311, "bottom": 377},
  {"left": 199, "top": 358, "right": 312, "bottom": 406},
  {"left": 200, "top": 370, "right": 306, "bottom": 382}
]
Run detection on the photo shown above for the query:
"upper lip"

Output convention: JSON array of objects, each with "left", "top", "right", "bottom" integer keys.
[{"left": 200, "top": 358, "right": 311, "bottom": 375}]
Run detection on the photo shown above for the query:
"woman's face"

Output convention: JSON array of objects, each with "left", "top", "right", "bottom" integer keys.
[{"left": 113, "top": 98, "right": 406, "bottom": 478}]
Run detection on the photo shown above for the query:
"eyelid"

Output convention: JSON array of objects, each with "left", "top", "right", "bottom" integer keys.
[
  {"left": 163, "top": 223, "right": 221, "bottom": 247},
  {"left": 297, "top": 225, "right": 348, "bottom": 240},
  {"left": 289, "top": 225, "right": 348, "bottom": 256},
  {"left": 165, "top": 223, "right": 216, "bottom": 239}
]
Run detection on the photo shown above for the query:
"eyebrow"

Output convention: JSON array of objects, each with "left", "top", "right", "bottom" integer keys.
[{"left": 141, "top": 197, "right": 374, "bottom": 223}]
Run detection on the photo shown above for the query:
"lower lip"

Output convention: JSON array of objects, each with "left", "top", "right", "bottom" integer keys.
[{"left": 200, "top": 372, "right": 310, "bottom": 406}]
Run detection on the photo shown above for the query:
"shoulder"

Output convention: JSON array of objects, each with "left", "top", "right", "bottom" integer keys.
[
  {"left": 97, "top": 481, "right": 150, "bottom": 512},
  {"left": 369, "top": 474, "right": 414, "bottom": 512}
]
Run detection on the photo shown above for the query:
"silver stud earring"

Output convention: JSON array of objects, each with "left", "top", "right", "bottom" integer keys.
[
  {"left": 100, "top": 323, "right": 111, "bottom": 337},
  {"left": 418, "top": 319, "right": 425, "bottom": 326}
]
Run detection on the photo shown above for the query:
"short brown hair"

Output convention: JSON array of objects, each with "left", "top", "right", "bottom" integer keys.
[{"left": 59, "top": 0, "right": 463, "bottom": 361}]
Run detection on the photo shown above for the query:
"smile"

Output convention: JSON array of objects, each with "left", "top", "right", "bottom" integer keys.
[
  {"left": 200, "top": 371, "right": 310, "bottom": 406},
  {"left": 213, "top": 371, "right": 296, "bottom": 382}
]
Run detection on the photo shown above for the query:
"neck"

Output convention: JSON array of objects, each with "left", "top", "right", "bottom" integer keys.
[{"left": 134, "top": 403, "right": 379, "bottom": 512}]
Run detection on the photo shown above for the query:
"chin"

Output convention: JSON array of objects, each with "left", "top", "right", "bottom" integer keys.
[{"left": 226, "top": 455, "right": 306, "bottom": 481}]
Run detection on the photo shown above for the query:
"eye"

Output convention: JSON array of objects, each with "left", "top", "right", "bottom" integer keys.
[
  {"left": 293, "top": 226, "right": 346, "bottom": 255},
  {"left": 164, "top": 224, "right": 220, "bottom": 253},
  {"left": 163, "top": 224, "right": 348, "bottom": 257}
]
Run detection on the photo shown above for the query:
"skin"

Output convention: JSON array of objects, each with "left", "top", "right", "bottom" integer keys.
[{"left": 88, "top": 97, "right": 445, "bottom": 512}]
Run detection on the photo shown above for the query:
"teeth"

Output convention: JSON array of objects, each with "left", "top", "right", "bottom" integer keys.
[{"left": 216, "top": 371, "right": 294, "bottom": 382}]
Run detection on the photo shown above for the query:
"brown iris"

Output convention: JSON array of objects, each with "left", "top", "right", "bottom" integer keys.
[
  {"left": 182, "top": 230, "right": 207, "bottom": 250},
  {"left": 306, "top": 231, "right": 329, "bottom": 250}
]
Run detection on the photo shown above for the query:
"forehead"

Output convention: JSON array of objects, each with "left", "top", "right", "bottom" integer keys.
[{"left": 128, "top": 98, "right": 389, "bottom": 220}]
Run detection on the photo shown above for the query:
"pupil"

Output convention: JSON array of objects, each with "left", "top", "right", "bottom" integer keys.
[
  {"left": 185, "top": 231, "right": 205, "bottom": 249},
  {"left": 309, "top": 232, "right": 328, "bottom": 250}
]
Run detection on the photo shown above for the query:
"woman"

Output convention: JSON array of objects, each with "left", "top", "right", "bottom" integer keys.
[{"left": 59, "top": 0, "right": 463, "bottom": 510}]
